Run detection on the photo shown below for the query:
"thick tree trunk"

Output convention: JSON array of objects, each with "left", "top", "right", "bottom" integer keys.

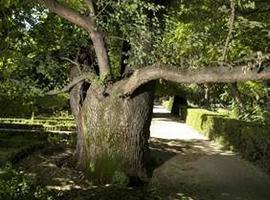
[{"left": 73, "top": 82, "right": 155, "bottom": 184}]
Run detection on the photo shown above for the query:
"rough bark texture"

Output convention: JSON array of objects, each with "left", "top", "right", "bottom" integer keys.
[
  {"left": 69, "top": 64, "right": 84, "bottom": 164},
  {"left": 75, "top": 82, "right": 155, "bottom": 184}
]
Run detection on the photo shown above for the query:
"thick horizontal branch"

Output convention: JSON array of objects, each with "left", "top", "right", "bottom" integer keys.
[
  {"left": 46, "top": 73, "right": 95, "bottom": 95},
  {"left": 119, "top": 63, "right": 270, "bottom": 96},
  {"left": 37, "top": 0, "right": 94, "bottom": 33}
]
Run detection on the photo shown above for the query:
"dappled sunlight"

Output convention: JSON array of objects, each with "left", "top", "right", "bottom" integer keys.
[
  {"left": 46, "top": 184, "right": 79, "bottom": 191},
  {"left": 150, "top": 105, "right": 232, "bottom": 156},
  {"left": 151, "top": 153, "right": 270, "bottom": 200},
  {"left": 16, "top": 146, "right": 92, "bottom": 191},
  {"left": 153, "top": 105, "right": 171, "bottom": 114},
  {"left": 8, "top": 147, "right": 163, "bottom": 199},
  {"left": 150, "top": 120, "right": 206, "bottom": 140},
  {"left": 0, "top": 105, "right": 269, "bottom": 199}
]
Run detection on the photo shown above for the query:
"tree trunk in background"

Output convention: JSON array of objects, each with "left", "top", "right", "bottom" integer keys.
[
  {"left": 73, "top": 82, "right": 155, "bottom": 184},
  {"left": 171, "top": 95, "right": 188, "bottom": 121}
]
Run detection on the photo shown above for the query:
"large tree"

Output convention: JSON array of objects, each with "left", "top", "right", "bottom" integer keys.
[{"left": 2, "top": 0, "right": 270, "bottom": 184}]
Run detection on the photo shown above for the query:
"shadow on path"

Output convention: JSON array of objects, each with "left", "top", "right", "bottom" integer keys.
[{"left": 149, "top": 106, "right": 270, "bottom": 200}]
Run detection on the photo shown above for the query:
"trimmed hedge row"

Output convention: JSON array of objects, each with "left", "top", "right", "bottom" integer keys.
[
  {"left": 0, "top": 117, "right": 76, "bottom": 131},
  {"left": 0, "top": 123, "right": 44, "bottom": 130},
  {"left": 0, "top": 123, "right": 76, "bottom": 132},
  {"left": 186, "top": 108, "right": 270, "bottom": 173},
  {"left": 0, "top": 118, "right": 75, "bottom": 125}
]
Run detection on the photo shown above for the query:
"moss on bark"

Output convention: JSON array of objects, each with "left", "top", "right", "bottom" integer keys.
[{"left": 74, "top": 83, "right": 155, "bottom": 184}]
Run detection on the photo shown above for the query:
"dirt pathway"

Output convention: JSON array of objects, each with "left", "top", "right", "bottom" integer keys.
[{"left": 149, "top": 106, "right": 270, "bottom": 200}]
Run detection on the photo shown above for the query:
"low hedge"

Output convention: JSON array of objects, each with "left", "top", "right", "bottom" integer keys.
[
  {"left": 0, "top": 123, "right": 44, "bottom": 130},
  {"left": 0, "top": 118, "right": 75, "bottom": 125},
  {"left": 186, "top": 108, "right": 270, "bottom": 173},
  {"left": 0, "top": 118, "right": 76, "bottom": 132}
]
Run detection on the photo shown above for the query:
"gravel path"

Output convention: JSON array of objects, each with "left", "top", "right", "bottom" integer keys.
[{"left": 149, "top": 106, "right": 270, "bottom": 200}]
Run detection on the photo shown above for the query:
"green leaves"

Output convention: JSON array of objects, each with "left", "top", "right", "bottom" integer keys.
[
  {"left": 0, "top": 0, "right": 19, "bottom": 8},
  {"left": 158, "top": 0, "right": 270, "bottom": 68},
  {"left": 0, "top": 0, "right": 269, "bottom": 122},
  {"left": 94, "top": 0, "right": 163, "bottom": 69}
]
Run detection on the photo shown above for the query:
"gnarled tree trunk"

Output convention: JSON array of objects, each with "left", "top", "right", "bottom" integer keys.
[{"left": 72, "top": 82, "right": 155, "bottom": 184}]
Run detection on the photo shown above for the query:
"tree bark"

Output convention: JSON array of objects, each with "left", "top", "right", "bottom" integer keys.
[
  {"left": 119, "top": 63, "right": 270, "bottom": 96},
  {"left": 74, "top": 82, "right": 155, "bottom": 184},
  {"left": 37, "top": 0, "right": 111, "bottom": 77}
]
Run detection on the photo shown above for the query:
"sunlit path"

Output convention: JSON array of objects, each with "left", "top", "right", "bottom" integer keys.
[
  {"left": 150, "top": 105, "right": 205, "bottom": 140},
  {"left": 149, "top": 105, "right": 270, "bottom": 200}
]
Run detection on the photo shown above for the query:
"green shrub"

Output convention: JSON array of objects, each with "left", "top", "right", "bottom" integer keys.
[
  {"left": 35, "top": 94, "right": 69, "bottom": 116},
  {"left": 185, "top": 109, "right": 223, "bottom": 134}
]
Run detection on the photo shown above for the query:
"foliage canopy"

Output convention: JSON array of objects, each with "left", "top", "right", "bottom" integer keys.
[{"left": 0, "top": 0, "right": 269, "bottom": 121}]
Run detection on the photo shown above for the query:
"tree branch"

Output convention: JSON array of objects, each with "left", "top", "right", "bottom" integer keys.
[
  {"left": 222, "top": 0, "right": 235, "bottom": 62},
  {"left": 90, "top": 31, "right": 111, "bottom": 76},
  {"left": 46, "top": 73, "right": 96, "bottom": 95},
  {"left": 37, "top": 0, "right": 111, "bottom": 77},
  {"left": 117, "top": 62, "right": 270, "bottom": 96},
  {"left": 222, "top": 0, "right": 241, "bottom": 107},
  {"left": 61, "top": 57, "right": 82, "bottom": 75},
  {"left": 95, "top": 0, "right": 112, "bottom": 18},
  {"left": 37, "top": 0, "right": 94, "bottom": 33}
]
